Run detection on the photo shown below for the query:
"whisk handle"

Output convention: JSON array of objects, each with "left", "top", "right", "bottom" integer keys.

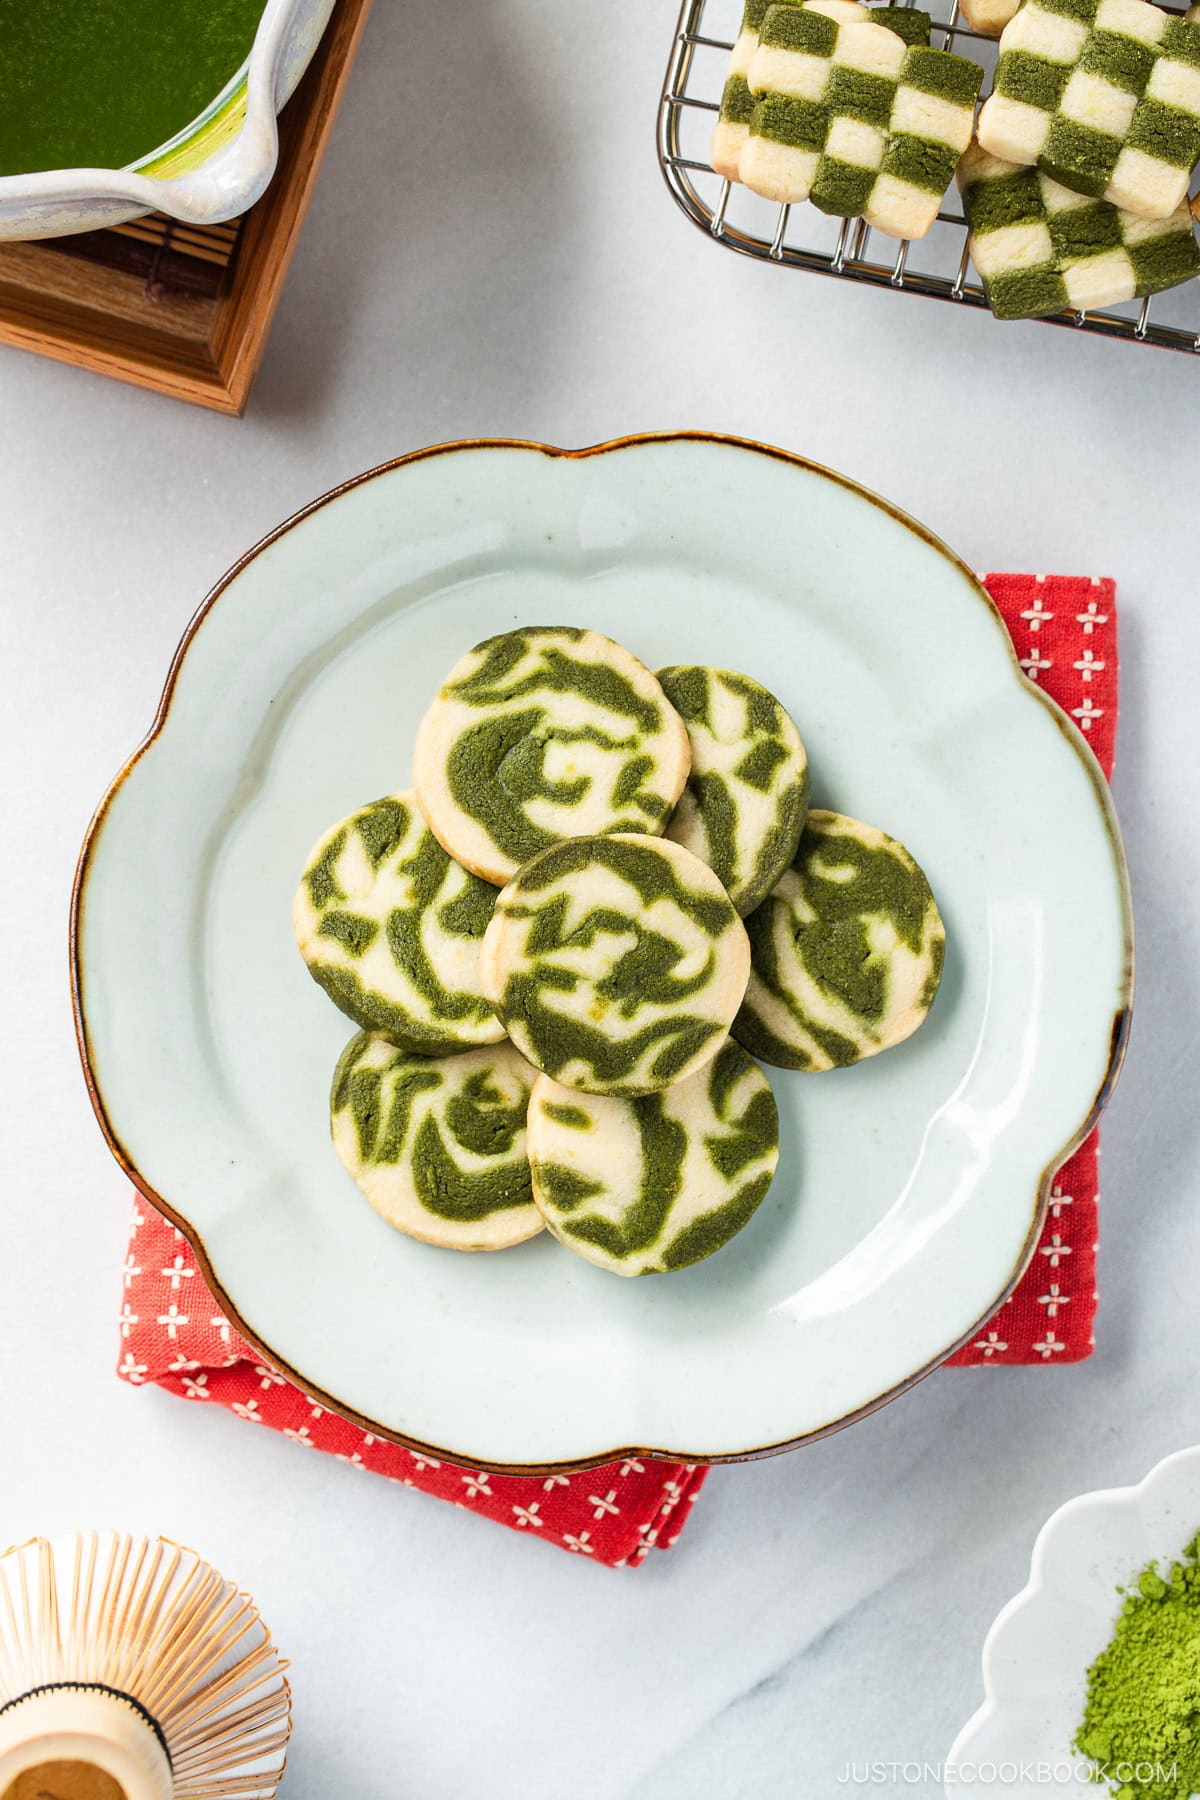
[{"left": 0, "top": 1686, "right": 172, "bottom": 1800}]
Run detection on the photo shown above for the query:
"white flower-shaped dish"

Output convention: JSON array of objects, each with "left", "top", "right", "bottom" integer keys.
[
  {"left": 947, "top": 1447, "right": 1200, "bottom": 1796},
  {"left": 0, "top": 0, "right": 334, "bottom": 242},
  {"left": 71, "top": 435, "right": 1132, "bottom": 1472}
]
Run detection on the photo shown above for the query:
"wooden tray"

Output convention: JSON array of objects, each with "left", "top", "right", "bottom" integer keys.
[{"left": 0, "top": 0, "right": 372, "bottom": 414}]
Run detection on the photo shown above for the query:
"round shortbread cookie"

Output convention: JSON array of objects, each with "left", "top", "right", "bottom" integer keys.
[
  {"left": 330, "top": 1033, "right": 542, "bottom": 1251},
  {"left": 412, "top": 626, "right": 691, "bottom": 885},
  {"left": 479, "top": 833, "right": 751, "bottom": 1097},
  {"left": 658, "top": 664, "right": 810, "bottom": 916},
  {"left": 293, "top": 791, "right": 504, "bottom": 1053},
  {"left": 734, "top": 809, "right": 946, "bottom": 1071},
  {"left": 526, "top": 1042, "right": 780, "bottom": 1276}
]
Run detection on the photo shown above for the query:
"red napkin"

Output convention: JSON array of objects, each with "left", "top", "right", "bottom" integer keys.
[
  {"left": 115, "top": 574, "right": 1117, "bottom": 1556},
  {"left": 948, "top": 574, "right": 1116, "bottom": 1366}
]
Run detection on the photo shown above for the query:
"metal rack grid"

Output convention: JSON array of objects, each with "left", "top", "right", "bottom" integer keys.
[{"left": 658, "top": 0, "right": 1200, "bottom": 353}]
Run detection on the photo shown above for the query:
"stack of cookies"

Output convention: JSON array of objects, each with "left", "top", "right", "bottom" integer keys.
[
  {"left": 962, "top": 0, "right": 1200, "bottom": 316},
  {"left": 712, "top": 0, "right": 983, "bottom": 238},
  {"left": 294, "top": 627, "right": 945, "bottom": 1278},
  {"left": 712, "top": 0, "right": 1200, "bottom": 320}
]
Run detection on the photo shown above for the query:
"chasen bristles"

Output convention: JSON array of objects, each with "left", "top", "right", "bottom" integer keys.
[
  {"left": 38, "top": 1541, "right": 57, "bottom": 1685},
  {"left": 173, "top": 1706, "right": 290, "bottom": 1770},
  {"left": 124, "top": 1554, "right": 206, "bottom": 1709},
  {"left": 0, "top": 1534, "right": 290, "bottom": 1800},
  {"left": 169, "top": 1648, "right": 278, "bottom": 1744},
  {"left": 74, "top": 1532, "right": 98, "bottom": 1682},
  {"left": 113, "top": 1536, "right": 156, "bottom": 1682},
  {"left": 149, "top": 1572, "right": 235, "bottom": 1687},
  {"left": 171, "top": 1656, "right": 284, "bottom": 1747},
  {"left": 155, "top": 1600, "right": 260, "bottom": 1711}
]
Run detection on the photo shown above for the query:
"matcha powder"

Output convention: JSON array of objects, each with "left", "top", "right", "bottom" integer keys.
[{"left": 1076, "top": 1532, "right": 1200, "bottom": 1796}]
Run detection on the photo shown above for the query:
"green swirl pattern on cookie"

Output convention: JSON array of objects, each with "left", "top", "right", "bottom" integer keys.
[
  {"left": 330, "top": 1033, "right": 542, "bottom": 1251},
  {"left": 478, "top": 834, "right": 752, "bottom": 1097},
  {"left": 735, "top": 809, "right": 945, "bottom": 1071},
  {"left": 658, "top": 665, "right": 810, "bottom": 918},
  {"left": 293, "top": 790, "right": 504, "bottom": 1053},
  {"left": 412, "top": 626, "right": 692, "bottom": 886},
  {"left": 526, "top": 1043, "right": 780, "bottom": 1276}
]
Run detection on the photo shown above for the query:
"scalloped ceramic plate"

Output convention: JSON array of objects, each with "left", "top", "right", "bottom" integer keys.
[
  {"left": 71, "top": 435, "right": 1132, "bottom": 1473},
  {"left": 0, "top": 0, "right": 334, "bottom": 241},
  {"left": 946, "top": 1448, "right": 1200, "bottom": 1796}
]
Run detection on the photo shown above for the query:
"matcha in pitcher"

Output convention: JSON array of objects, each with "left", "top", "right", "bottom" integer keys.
[{"left": 0, "top": 0, "right": 268, "bottom": 177}]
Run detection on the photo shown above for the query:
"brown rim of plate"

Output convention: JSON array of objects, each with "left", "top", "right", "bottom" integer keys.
[{"left": 69, "top": 432, "right": 1135, "bottom": 1477}]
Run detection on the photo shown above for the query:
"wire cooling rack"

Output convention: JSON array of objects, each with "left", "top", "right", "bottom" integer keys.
[{"left": 658, "top": 0, "right": 1200, "bottom": 353}]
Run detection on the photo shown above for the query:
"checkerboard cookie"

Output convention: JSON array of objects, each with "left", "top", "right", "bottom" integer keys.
[
  {"left": 713, "top": 0, "right": 804, "bottom": 181},
  {"left": 874, "top": 7, "right": 939, "bottom": 45},
  {"left": 294, "top": 790, "right": 505, "bottom": 1053},
  {"left": 526, "top": 1042, "right": 779, "bottom": 1277},
  {"left": 658, "top": 665, "right": 809, "bottom": 917},
  {"left": 734, "top": 810, "right": 945, "bottom": 1071},
  {"left": 977, "top": 0, "right": 1200, "bottom": 218},
  {"left": 712, "top": 2, "right": 932, "bottom": 182},
  {"left": 960, "top": 137, "right": 1200, "bottom": 314},
  {"left": 331, "top": 1034, "right": 542, "bottom": 1251},
  {"left": 741, "top": 3, "right": 982, "bottom": 237}
]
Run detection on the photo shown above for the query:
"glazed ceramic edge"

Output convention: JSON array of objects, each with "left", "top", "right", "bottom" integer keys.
[
  {"left": 0, "top": 0, "right": 335, "bottom": 241},
  {"left": 944, "top": 1446, "right": 1200, "bottom": 1793},
  {"left": 69, "top": 433, "right": 1135, "bottom": 1476}
]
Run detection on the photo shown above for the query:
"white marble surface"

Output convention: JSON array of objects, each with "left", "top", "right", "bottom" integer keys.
[{"left": 1, "top": 3, "right": 1198, "bottom": 1795}]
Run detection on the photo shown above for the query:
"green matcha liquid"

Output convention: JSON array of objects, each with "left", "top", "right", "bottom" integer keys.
[{"left": 0, "top": 0, "right": 268, "bottom": 177}]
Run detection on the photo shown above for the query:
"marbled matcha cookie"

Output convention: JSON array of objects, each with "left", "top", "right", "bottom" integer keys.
[
  {"left": 735, "top": 809, "right": 945, "bottom": 1070},
  {"left": 294, "top": 791, "right": 504, "bottom": 1053},
  {"left": 479, "top": 834, "right": 752, "bottom": 1097},
  {"left": 331, "top": 1033, "right": 542, "bottom": 1251},
  {"left": 658, "top": 665, "right": 809, "bottom": 917},
  {"left": 412, "top": 626, "right": 691, "bottom": 887},
  {"left": 526, "top": 1042, "right": 779, "bottom": 1276}
]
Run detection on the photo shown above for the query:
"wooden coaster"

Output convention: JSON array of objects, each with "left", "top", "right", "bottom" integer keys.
[{"left": 0, "top": 0, "right": 372, "bottom": 414}]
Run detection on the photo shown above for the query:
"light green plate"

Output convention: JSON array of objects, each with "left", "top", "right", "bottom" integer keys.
[{"left": 72, "top": 435, "right": 1132, "bottom": 1473}]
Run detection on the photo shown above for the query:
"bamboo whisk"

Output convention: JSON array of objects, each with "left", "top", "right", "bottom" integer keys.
[{"left": 0, "top": 1535, "right": 290, "bottom": 1800}]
